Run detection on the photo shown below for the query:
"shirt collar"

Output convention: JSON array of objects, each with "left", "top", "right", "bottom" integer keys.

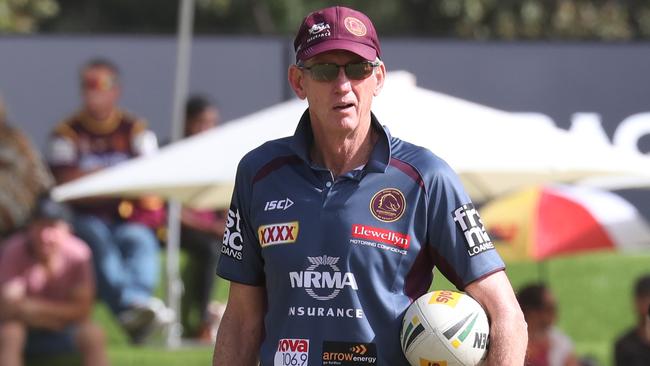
[{"left": 290, "top": 109, "right": 391, "bottom": 174}]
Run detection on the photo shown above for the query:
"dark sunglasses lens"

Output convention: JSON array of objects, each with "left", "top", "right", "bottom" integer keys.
[
  {"left": 345, "top": 63, "right": 374, "bottom": 80},
  {"left": 310, "top": 64, "right": 339, "bottom": 81}
]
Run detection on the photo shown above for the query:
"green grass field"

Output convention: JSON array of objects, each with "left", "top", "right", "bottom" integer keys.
[{"left": 30, "top": 250, "right": 650, "bottom": 366}]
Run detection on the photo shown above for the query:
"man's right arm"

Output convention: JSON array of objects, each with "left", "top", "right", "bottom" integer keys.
[{"left": 213, "top": 281, "right": 266, "bottom": 366}]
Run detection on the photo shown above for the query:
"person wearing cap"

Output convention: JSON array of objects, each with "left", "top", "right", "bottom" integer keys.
[
  {"left": 614, "top": 274, "right": 650, "bottom": 366},
  {"left": 213, "top": 6, "right": 526, "bottom": 366},
  {"left": 0, "top": 194, "right": 108, "bottom": 366}
]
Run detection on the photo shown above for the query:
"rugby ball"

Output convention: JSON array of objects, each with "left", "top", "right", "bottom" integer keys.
[{"left": 401, "top": 290, "right": 489, "bottom": 366}]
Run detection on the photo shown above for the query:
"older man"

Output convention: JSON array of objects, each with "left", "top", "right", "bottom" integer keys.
[{"left": 213, "top": 6, "right": 526, "bottom": 365}]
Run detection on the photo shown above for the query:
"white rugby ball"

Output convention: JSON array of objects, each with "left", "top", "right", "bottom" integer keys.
[{"left": 401, "top": 290, "right": 489, "bottom": 366}]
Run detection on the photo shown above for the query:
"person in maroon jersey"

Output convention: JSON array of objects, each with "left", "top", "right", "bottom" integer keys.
[{"left": 46, "top": 58, "right": 173, "bottom": 344}]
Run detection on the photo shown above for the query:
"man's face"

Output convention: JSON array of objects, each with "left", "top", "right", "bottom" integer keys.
[
  {"left": 27, "top": 219, "right": 68, "bottom": 260},
  {"left": 80, "top": 66, "right": 120, "bottom": 117},
  {"left": 186, "top": 106, "right": 220, "bottom": 136},
  {"left": 524, "top": 290, "right": 557, "bottom": 331},
  {"left": 290, "top": 50, "right": 385, "bottom": 137}
]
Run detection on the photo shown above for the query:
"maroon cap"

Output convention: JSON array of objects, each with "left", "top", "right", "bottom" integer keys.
[{"left": 293, "top": 6, "right": 381, "bottom": 63}]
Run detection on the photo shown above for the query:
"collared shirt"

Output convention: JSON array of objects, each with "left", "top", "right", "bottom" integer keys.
[{"left": 217, "top": 110, "right": 505, "bottom": 365}]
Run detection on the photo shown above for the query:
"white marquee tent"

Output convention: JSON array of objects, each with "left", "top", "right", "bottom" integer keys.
[{"left": 52, "top": 71, "right": 650, "bottom": 207}]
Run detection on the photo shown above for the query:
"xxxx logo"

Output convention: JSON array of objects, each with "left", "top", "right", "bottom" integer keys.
[{"left": 258, "top": 221, "right": 299, "bottom": 247}]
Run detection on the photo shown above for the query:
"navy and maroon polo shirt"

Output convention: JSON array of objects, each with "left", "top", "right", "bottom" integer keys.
[{"left": 217, "top": 110, "right": 504, "bottom": 366}]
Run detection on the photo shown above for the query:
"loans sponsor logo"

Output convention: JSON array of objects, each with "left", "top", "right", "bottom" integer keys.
[
  {"left": 322, "top": 341, "right": 377, "bottom": 365},
  {"left": 221, "top": 208, "right": 243, "bottom": 260},
  {"left": 370, "top": 188, "right": 406, "bottom": 222},
  {"left": 274, "top": 338, "right": 309, "bottom": 366},
  {"left": 428, "top": 290, "right": 461, "bottom": 308},
  {"left": 451, "top": 203, "right": 495, "bottom": 257},
  {"left": 264, "top": 197, "right": 294, "bottom": 211},
  {"left": 258, "top": 221, "right": 299, "bottom": 247},
  {"left": 442, "top": 312, "right": 487, "bottom": 350},
  {"left": 288, "top": 256, "right": 363, "bottom": 319}
]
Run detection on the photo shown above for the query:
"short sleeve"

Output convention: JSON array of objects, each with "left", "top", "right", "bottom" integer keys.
[
  {"left": 426, "top": 161, "right": 504, "bottom": 290},
  {"left": 132, "top": 130, "right": 158, "bottom": 156},
  {"left": 46, "top": 136, "right": 77, "bottom": 167},
  {"left": 216, "top": 159, "right": 265, "bottom": 286}
]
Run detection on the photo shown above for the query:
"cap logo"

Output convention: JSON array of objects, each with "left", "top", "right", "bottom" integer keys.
[
  {"left": 344, "top": 17, "right": 367, "bottom": 37},
  {"left": 308, "top": 22, "right": 330, "bottom": 35},
  {"left": 370, "top": 188, "right": 406, "bottom": 222},
  {"left": 306, "top": 22, "right": 332, "bottom": 44}
]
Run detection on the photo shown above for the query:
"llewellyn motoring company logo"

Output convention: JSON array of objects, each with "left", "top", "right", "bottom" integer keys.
[
  {"left": 350, "top": 224, "right": 410, "bottom": 255},
  {"left": 369, "top": 188, "right": 406, "bottom": 222},
  {"left": 351, "top": 224, "right": 410, "bottom": 249}
]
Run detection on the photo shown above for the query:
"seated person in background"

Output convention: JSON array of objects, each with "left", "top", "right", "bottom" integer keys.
[
  {"left": 0, "top": 194, "right": 108, "bottom": 366},
  {"left": 0, "top": 95, "right": 53, "bottom": 242},
  {"left": 614, "top": 274, "right": 650, "bottom": 366},
  {"left": 46, "top": 57, "right": 172, "bottom": 343},
  {"left": 180, "top": 95, "right": 226, "bottom": 342},
  {"left": 517, "top": 283, "right": 580, "bottom": 366}
]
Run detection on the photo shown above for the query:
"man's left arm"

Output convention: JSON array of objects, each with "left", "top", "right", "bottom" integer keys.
[{"left": 465, "top": 270, "right": 527, "bottom": 366}]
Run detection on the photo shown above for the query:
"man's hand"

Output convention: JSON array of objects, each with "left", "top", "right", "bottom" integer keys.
[{"left": 0, "top": 280, "right": 26, "bottom": 320}]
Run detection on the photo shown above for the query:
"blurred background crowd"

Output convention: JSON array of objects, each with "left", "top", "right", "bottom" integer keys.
[{"left": 1, "top": 1, "right": 650, "bottom": 366}]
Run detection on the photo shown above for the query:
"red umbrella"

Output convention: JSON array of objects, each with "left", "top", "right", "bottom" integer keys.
[{"left": 481, "top": 184, "right": 650, "bottom": 261}]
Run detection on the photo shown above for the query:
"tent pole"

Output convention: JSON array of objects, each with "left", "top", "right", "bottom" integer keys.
[{"left": 166, "top": 0, "right": 195, "bottom": 348}]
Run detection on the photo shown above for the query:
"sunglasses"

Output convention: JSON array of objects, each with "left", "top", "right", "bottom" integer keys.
[
  {"left": 81, "top": 75, "right": 117, "bottom": 91},
  {"left": 299, "top": 61, "right": 381, "bottom": 82}
]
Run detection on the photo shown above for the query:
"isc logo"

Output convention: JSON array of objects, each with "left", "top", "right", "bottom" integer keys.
[
  {"left": 264, "top": 198, "right": 294, "bottom": 211},
  {"left": 277, "top": 338, "right": 309, "bottom": 352}
]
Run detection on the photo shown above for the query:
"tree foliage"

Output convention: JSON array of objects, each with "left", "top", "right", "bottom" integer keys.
[
  {"left": 20, "top": 0, "right": 650, "bottom": 40},
  {"left": 0, "top": 0, "right": 58, "bottom": 32}
]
